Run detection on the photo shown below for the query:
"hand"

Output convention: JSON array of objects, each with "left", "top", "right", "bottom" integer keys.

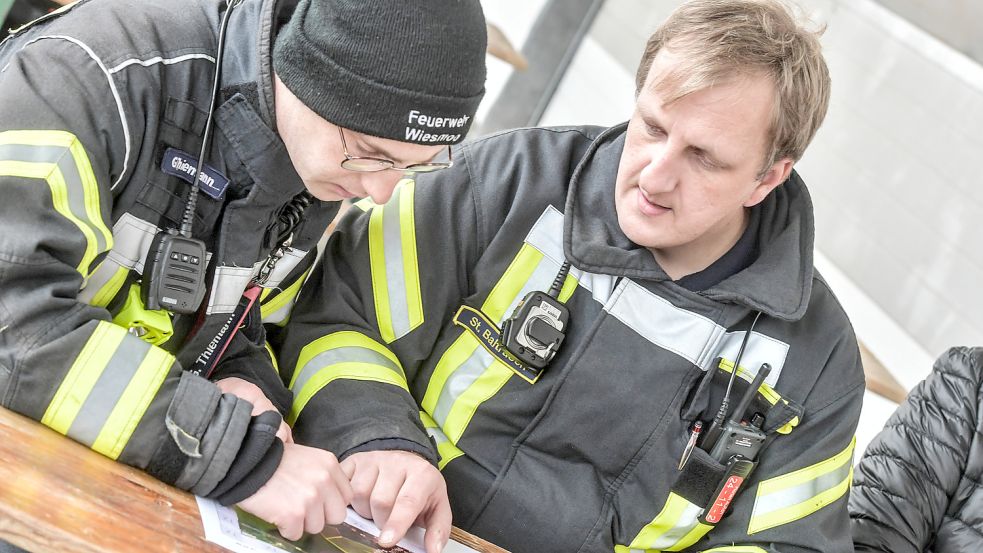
[
  {"left": 237, "top": 443, "right": 354, "bottom": 540},
  {"left": 342, "top": 450, "right": 451, "bottom": 553},
  {"left": 215, "top": 377, "right": 292, "bottom": 443}
]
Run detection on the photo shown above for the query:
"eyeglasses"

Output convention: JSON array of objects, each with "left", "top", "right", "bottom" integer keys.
[{"left": 338, "top": 128, "right": 453, "bottom": 173}]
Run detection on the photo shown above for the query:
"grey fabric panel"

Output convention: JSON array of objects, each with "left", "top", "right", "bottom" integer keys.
[
  {"left": 170, "top": 372, "right": 222, "bottom": 489},
  {"left": 187, "top": 393, "right": 252, "bottom": 497}
]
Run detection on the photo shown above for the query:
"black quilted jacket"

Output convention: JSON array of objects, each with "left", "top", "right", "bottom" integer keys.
[{"left": 851, "top": 347, "right": 983, "bottom": 552}]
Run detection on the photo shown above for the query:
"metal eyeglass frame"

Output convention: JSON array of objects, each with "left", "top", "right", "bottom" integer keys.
[{"left": 338, "top": 128, "right": 452, "bottom": 173}]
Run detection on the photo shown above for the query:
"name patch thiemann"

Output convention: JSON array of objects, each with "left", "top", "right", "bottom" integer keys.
[
  {"left": 453, "top": 305, "right": 542, "bottom": 384},
  {"left": 161, "top": 147, "right": 230, "bottom": 200}
]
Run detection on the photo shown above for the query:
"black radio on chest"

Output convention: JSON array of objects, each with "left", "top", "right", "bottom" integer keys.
[{"left": 142, "top": 230, "right": 208, "bottom": 314}]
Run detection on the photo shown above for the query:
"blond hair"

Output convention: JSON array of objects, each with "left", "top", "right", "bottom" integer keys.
[{"left": 635, "top": 0, "right": 830, "bottom": 170}]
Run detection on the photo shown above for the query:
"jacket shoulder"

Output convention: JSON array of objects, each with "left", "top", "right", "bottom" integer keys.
[
  {"left": 6, "top": 0, "right": 218, "bottom": 66},
  {"left": 459, "top": 125, "right": 606, "bottom": 220}
]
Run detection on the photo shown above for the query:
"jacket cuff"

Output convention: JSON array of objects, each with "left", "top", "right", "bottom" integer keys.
[
  {"left": 208, "top": 410, "right": 284, "bottom": 504},
  {"left": 342, "top": 437, "right": 438, "bottom": 466}
]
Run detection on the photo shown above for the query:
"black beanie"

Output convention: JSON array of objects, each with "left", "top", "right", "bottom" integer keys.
[{"left": 273, "top": 0, "right": 487, "bottom": 146}]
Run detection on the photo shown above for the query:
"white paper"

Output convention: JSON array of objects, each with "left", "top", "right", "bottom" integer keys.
[{"left": 196, "top": 497, "right": 479, "bottom": 553}]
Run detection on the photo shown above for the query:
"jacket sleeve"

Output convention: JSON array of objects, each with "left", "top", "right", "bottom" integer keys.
[
  {"left": 850, "top": 347, "right": 983, "bottom": 553},
  {"left": 274, "top": 160, "right": 481, "bottom": 463},
  {"left": 691, "top": 328, "right": 865, "bottom": 552},
  {"left": 0, "top": 34, "right": 257, "bottom": 496}
]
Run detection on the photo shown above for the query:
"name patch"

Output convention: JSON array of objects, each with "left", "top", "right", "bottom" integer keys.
[
  {"left": 161, "top": 147, "right": 230, "bottom": 200},
  {"left": 453, "top": 305, "right": 542, "bottom": 384}
]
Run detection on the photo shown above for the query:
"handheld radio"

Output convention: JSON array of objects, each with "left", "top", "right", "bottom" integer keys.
[{"left": 141, "top": 0, "right": 242, "bottom": 314}]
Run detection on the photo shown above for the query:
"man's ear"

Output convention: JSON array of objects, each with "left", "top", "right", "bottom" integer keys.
[{"left": 745, "top": 158, "right": 794, "bottom": 207}]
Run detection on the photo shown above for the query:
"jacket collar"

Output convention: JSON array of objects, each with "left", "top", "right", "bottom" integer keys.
[
  {"left": 220, "top": 0, "right": 281, "bottom": 130},
  {"left": 563, "top": 123, "right": 815, "bottom": 321}
]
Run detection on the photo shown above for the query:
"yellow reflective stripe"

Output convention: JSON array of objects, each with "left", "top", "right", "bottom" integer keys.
[
  {"left": 717, "top": 358, "right": 781, "bottom": 405},
  {"left": 368, "top": 199, "right": 393, "bottom": 340},
  {"left": 420, "top": 244, "right": 545, "bottom": 441},
  {"left": 261, "top": 287, "right": 274, "bottom": 301},
  {"left": 748, "top": 437, "right": 856, "bottom": 534},
  {"left": 260, "top": 266, "right": 312, "bottom": 321},
  {"left": 421, "top": 332, "right": 478, "bottom": 416},
  {"left": 90, "top": 345, "right": 172, "bottom": 459},
  {"left": 441, "top": 362, "right": 512, "bottom": 444},
  {"left": 41, "top": 322, "right": 127, "bottom": 433},
  {"left": 399, "top": 183, "right": 423, "bottom": 333},
  {"left": 557, "top": 272, "right": 578, "bottom": 303},
  {"left": 620, "top": 492, "right": 714, "bottom": 552},
  {"left": 483, "top": 244, "right": 544, "bottom": 320},
  {"left": 717, "top": 358, "right": 798, "bottom": 434},
  {"left": 367, "top": 179, "right": 423, "bottom": 343},
  {"left": 0, "top": 131, "right": 112, "bottom": 276},
  {"left": 420, "top": 411, "right": 464, "bottom": 470},
  {"left": 289, "top": 331, "right": 406, "bottom": 424},
  {"left": 89, "top": 265, "right": 129, "bottom": 308},
  {"left": 700, "top": 547, "right": 768, "bottom": 553},
  {"left": 264, "top": 342, "right": 280, "bottom": 374}
]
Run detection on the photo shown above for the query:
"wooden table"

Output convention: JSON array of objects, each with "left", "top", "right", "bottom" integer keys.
[{"left": 0, "top": 407, "right": 507, "bottom": 552}]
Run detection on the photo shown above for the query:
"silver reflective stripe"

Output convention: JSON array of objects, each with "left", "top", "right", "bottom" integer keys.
[
  {"left": 0, "top": 143, "right": 109, "bottom": 254},
  {"left": 262, "top": 301, "right": 293, "bottom": 325},
  {"left": 382, "top": 184, "right": 414, "bottom": 338},
  {"left": 752, "top": 460, "right": 853, "bottom": 518},
  {"left": 523, "top": 206, "right": 789, "bottom": 382},
  {"left": 291, "top": 347, "right": 401, "bottom": 395},
  {"left": 207, "top": 265, "right": 254, "bottom": 314},
  {"left": 606, "top": 279, "right": 789, "bottom": 383},
  {"left": 79, "top": 213, "right": 159, "bottom": 303},
  {"left": 65, "top": 334, "right": 150, "bottom": 446},
  {"left": 524, "top": 205, "right": 617, "bottom": 304},
  {"left": 713, "top": 330, "right": 789, "bottom": 387},
  {"left": 432, "top": 345, "right": 491, "bottom": 426},
  {"left": 649, "top": 501, "right": 703, "bottom": 550},
  {"left": 262, "top": 246, "right": 309, "bottom": 289},
  {"left": 425, "top": 424, "right": 450, "bottom": 446}
]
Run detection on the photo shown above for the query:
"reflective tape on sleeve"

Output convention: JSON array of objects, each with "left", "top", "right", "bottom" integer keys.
[
  {"left": 420, "top": 411, "right": 464, "bottom": 469},
  {"left": 748, "top": 437, "right": 856, "bottom": 534},
  {"left": 368, "top": 179, "right": 423, "bottom": 343},
  {"left": 260, "top": 266, "right": 313, "bottom": 325},
  {"left": 41, "top": 321, "right": 175, "bottom": 459},
  {"left": 288, "top": 331, "right": 408, "bottom": 424},
  {"left": 0, "top": 130, "right": 113, "bottom": 277}
]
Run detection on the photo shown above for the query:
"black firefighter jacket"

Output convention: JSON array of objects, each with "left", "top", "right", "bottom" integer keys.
[
  {"left": 276, "top": 125, "right": 867, "bottom": 552},
  {"left": 851, "top": 347, "right": 983, "bottom": 552},
  {"left": 0, "top": 0, "right": 336, "bottom": 496}
]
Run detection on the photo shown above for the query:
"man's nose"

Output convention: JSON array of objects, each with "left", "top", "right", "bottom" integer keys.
[
  {"left": 637, "top": 145, "right": 680, "bottom": 196},
  {"left": 360, "top": 171, "right": 407, "bottom": 205}
]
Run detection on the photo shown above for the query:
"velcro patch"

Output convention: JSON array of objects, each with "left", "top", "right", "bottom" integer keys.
[
  {"left": 453, "top": 305, "right": 542, "bottom": 384},
  {"left": 161, "top": 147, "right": 230, "bottom": 200}
]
